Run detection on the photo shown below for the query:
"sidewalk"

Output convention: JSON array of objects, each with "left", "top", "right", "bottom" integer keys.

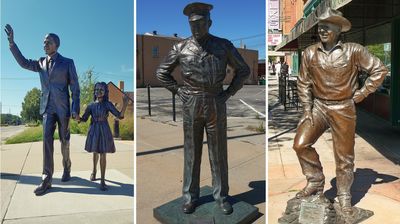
[
  {"left": 0, "top": 134, "right": 134, "bottom": 224},
  {"left": 137, "top": 114, "right": 266, "bottom": 223},
  {"left": 267, "top": 76, "right": 400, "bottom": 223}
]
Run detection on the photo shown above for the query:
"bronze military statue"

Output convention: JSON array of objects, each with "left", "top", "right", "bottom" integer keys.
[
  {"left": 293, "top": 7, "right": 388, "bottom": 216},
  {"left": 156, "top": 2, "right": 250, "bottom": 215}
]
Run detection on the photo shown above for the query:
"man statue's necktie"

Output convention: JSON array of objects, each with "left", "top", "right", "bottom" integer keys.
[{"left": 48, "top": 58, "right": 54, "bottom": 73}]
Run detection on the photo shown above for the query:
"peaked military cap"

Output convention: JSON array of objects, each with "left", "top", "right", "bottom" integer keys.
[
  {"left": 318, "top": 7, "right": 351, "bottom": 32},
  {"left": 183, "top": 2, "right": 213, "bottom": 21}
]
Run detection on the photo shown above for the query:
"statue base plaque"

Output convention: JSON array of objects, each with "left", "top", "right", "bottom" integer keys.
[
  {"left": 278, "top": 194, "right": 373, "bottom": 224},
  {"left": 153, "top": 186, "right": 259, "bottom": 224}
]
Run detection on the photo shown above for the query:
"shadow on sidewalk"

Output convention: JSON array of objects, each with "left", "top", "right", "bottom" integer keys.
[
  {"left": 324, "top": 168, "right": 399, "bottom": 206},
  {"left": 0, "top": 172, "right": 134, "bottom": 197},
  {"left": 137, "top": 132, "right": 265, "bottom": 156},
  {"left": 233, "top": 180, "right": 265, "bottom": 206},
  {"left": 356, "top": 110, "right": 400, "bottom": 165}
]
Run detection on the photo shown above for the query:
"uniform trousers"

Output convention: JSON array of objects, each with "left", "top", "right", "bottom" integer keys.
[{"left": 182, "top": 93, "right": 228, "bottom": 204}]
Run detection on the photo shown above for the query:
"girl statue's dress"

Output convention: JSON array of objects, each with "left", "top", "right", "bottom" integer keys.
[{"left": 81, "top": 101, "right": 123, "bottom": 153}]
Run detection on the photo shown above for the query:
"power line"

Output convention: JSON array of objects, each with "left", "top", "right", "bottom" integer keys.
[{"left": 230, "top": 33, "right": 265, "bottom": 41}]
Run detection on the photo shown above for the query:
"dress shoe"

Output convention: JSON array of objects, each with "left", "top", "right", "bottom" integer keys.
[
  {"left": 100, "top": 181, "right": 108, "bottom": 191},
  {"left": 296, "top": 180, "right": 324, "bottom": 198},
  {"left": 61, "top": 171, "right": 71, "bottom": 182},
  {"left": 218, "top": 201, "right": 233, "bottom": 215},
  {"left": 182, "top": 201, "right": 196, "bottom": 214},
  {"left": 34, "top": 181, "right": 51, "bottom": 196}
]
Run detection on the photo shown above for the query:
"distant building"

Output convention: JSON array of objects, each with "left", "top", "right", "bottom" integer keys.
[
  {"left": 136, "top": 33, "right": 259, "bottom": 88},
  {"left": 258, "top": 59, "right": 266, "bottom": 79}
]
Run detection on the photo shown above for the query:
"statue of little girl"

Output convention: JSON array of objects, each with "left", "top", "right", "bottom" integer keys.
[{"left": 78, "top": 82, "right": 129, "bottom": 190}]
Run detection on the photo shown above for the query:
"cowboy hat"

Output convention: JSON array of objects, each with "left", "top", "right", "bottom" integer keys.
[{"left": 318, "top": 7, "right": 351, "bottom": 32}]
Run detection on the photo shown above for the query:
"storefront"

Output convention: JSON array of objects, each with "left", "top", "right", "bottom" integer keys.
[{"left": 276, "top": 0, "right": 400, "bottom": 127}]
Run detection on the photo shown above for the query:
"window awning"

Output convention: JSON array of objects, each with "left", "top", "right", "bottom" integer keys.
[{"left": 275, "top": 0, "right": 352, "bottom": 51}]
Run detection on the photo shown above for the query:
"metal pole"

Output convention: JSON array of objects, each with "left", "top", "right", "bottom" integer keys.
[
  {"left": 172, "top": 93, "right": 176, "bottom": 122},
  {"left": 147, "top": 84, "right": 151, "bottom": 116}
]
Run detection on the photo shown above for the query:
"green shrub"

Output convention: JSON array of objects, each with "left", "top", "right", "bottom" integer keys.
[
  {"left": 119, "top": 117, "right": 134, "bottom": 140},
  {"left": 70, "top": 119, "right": 90, "bottom": 135}
]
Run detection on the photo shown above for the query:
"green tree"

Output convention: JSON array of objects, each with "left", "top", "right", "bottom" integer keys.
[
  {"left": 367, "top": 44, "right": 385, "bottom": 62},
  {"left": 1, "top": 114, "right": 22, "bottom": 125},
  {"left": 69, "top": 68, "right": 97, "bottom": 135},
  {"left": 21, "top": 88, "right": 41, "bottom": 122},
  {"left": 79, "top": 68, "right": 97, "bottom": 107}
]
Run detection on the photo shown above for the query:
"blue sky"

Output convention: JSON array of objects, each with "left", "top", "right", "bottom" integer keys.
[
  {"left": 1, "top": 0, "right": 133, "bottom": 116},
  {"left": 137, "top": 0, "right": 266, "bottom": 57}
]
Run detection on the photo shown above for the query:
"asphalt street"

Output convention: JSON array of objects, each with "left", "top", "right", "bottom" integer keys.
[
  {"left": 136, "top": 85, "right": 266, "bottom": 122},
  {"left": 0, "top": 125, "right": 27, "bottom": 142}
]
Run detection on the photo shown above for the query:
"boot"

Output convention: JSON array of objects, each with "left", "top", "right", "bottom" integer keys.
[
  {"left": 338, "top": 193, "right": 353, "bottom": 215},
  {"left": 296, "top": 179, "right": 325, "bottom": 198}
]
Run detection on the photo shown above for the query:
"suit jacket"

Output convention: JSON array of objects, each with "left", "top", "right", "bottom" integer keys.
[{"left": 10, "top": 43, "right": 80, "bottom": 117}]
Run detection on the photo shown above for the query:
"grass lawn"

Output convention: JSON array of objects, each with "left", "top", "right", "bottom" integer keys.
[
  {"left": 5, "top": 126, "right": 59, "bottom": 144},
  {"left": 5, "top": 115, "right": 133, "bottom": 144}
]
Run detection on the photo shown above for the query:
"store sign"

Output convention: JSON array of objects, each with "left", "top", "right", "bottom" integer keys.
[
  {"left": 269, "top": 0, "right": 280, "bottom": 30},
  {"left": 331, "top": 0, "right": 352, "bottom": 9},
  {"left": 268, "top": 34, "right": 282, "bottom": 46}
]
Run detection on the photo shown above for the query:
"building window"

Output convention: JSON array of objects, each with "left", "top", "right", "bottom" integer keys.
[
  {"left": 152, "top": 46, "right": 159, "bottom": 58},
  {"left": 365, "top": 23, "right": 391, "bottom": 95}
]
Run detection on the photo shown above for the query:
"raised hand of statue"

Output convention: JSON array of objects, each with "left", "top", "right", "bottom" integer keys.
[
  {"left": 4, "top": 24, "right": 14, "bottom": 44},
  {"left": 298, "top": 110, "right": 314, "bottom": 127},
  {"left": 352, "top": 90, "right": 365, "bottom": 104},
  {"left": 122, "top": 95, "right": 129, "bottom": 106}
]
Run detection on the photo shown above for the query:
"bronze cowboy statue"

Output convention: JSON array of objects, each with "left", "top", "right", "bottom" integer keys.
[
  {"left": 156, "top": 2, "right": 250, "bottom": 215},
  {"left": 293, "top": 7, "right": 388, "bottom": 216}
]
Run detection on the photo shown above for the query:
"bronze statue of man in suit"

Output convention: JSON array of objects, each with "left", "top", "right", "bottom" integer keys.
[
  {"left": 156, "top": 2, "right": 250, "bottom": 215},
  {"left": 5, "top": 24, "right": 80, "bottom": 196},
  {"left": 293, "top": 8, "right": 388, "bottom": 215}
]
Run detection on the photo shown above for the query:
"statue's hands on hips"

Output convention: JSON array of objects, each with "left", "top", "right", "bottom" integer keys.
[
  {"left": 352, "top": 90, "right": 365, "bottom": 104},
  {"left": 217, "top": 91, "right": 230, "bottom": 104},
  {"left": 177, "top": 87, "right": 189, "bottom": 103},
  {"left": 4, "top": 24, "right": 14, "bottom": 44},
  {"left": 298, "top": 110, "right": 314, "bottom": 127}
]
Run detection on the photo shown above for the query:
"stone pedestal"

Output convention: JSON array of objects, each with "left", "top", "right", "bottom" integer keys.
[
  {"left": 153, "top": 186, "right": 259, "bottom": 224},
  {"left": 278, "top": 195, "right": 373, "bottom": 224}
]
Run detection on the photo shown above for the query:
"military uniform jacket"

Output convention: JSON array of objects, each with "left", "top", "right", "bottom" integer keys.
[{"left": 156, "top": 34, "right": 250, "bottom": 96}]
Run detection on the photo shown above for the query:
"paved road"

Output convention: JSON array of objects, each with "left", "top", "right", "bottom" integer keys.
[
  {"left": 0, "top": 125, "right": 27, "bottom": 142},
  {"left": 136, "top": 85, "right": 266, "bottom": 121}
]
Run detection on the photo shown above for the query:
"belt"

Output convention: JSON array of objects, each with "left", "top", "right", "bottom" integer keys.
[
  {"left": 183, "top": 85, "right": 223, "bottom": 96},
  {"left": 91, "top": 118, "right": 108, "bottom": 122},
  {"left": 315, "top": 98, "right": 353, "bottom": 105}
]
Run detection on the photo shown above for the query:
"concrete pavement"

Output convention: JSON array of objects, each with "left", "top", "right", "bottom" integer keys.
[
  {"left": 267, "top": 76, "right": 400, "bottom": 223},
  {"left": 0, "top": 134, "right": 134, "bottom": 224}
]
